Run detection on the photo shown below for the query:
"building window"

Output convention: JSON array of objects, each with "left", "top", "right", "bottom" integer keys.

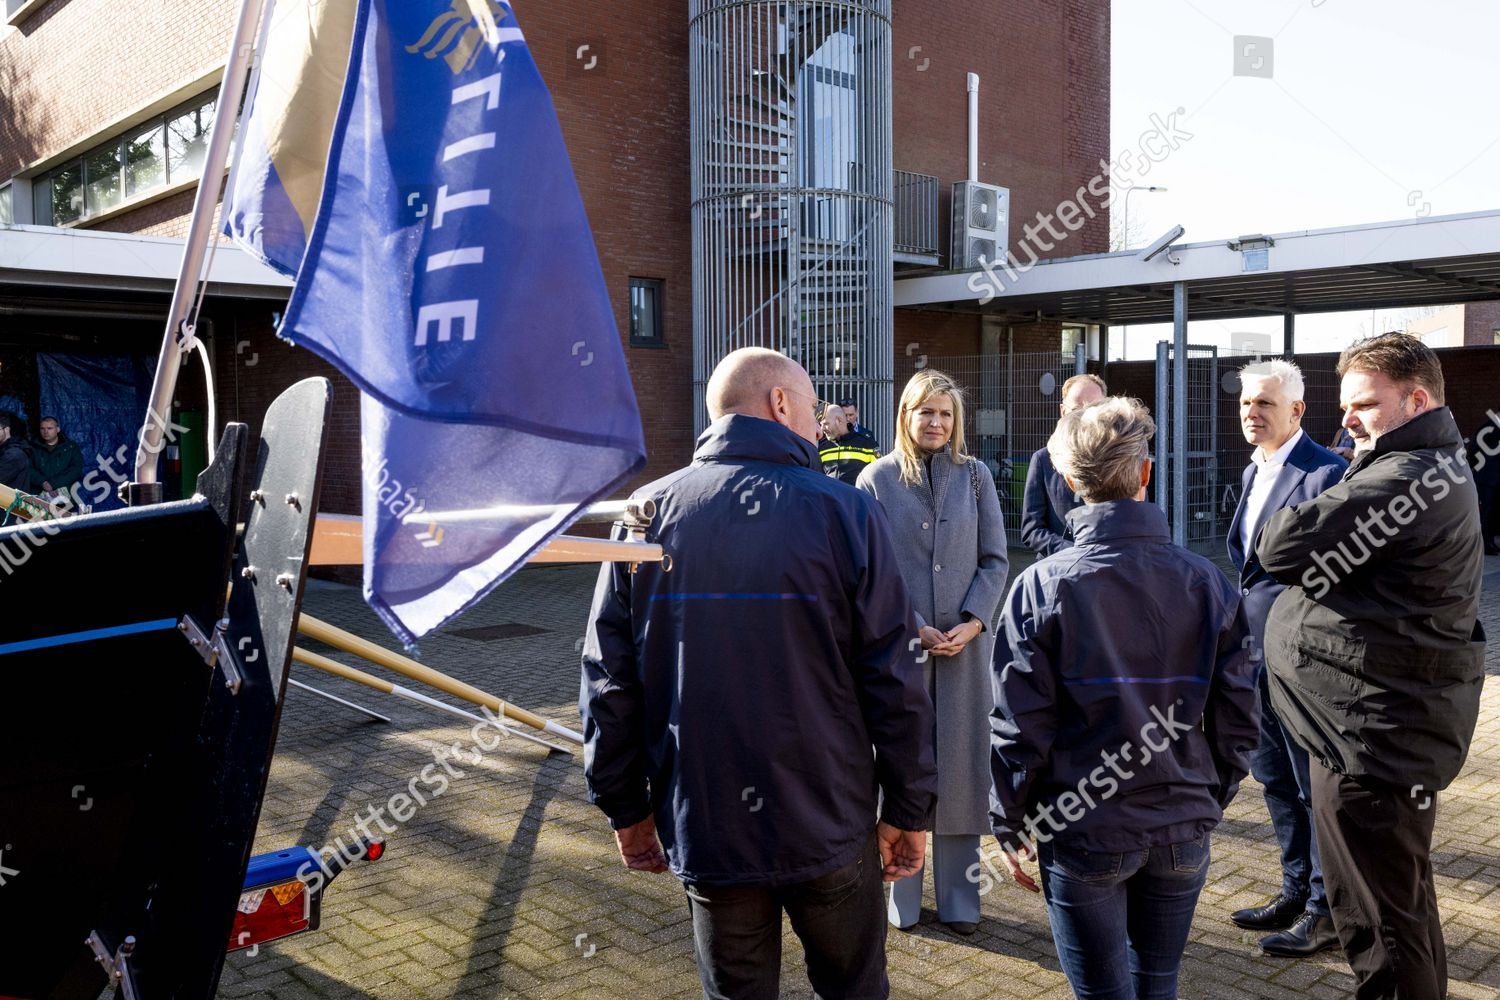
[
  {"left": 629, "top": 278, "right": 665, "bottom": 347},
  {"left": 0, "top": 183, "right": 11, "bottom": 225},
  {"left": 30, "top": 90, "right": 219, "bottom": 227}
]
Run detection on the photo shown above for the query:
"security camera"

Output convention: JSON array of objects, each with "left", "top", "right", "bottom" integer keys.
[{"left": 1139, "top": 224, "right": 1186, "bottom": 262}]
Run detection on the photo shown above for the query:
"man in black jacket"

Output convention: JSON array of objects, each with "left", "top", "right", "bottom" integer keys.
[
  {"left": 1020, "top": 374, "right": 1106, "bottom": 555},
  {"left": 581, "top": 347, "right": 937, "bottom": 998},
  {"left": 1258, "top": 333, "right": 1486, "bottom": 1000},
  {"left": 0, "top": 412, "right": 33, "bottom": 491}
]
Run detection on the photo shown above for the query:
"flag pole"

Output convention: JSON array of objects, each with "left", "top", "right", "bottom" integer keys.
[
  {"left": 128, "top": 0, "right": 271, "bottom": 504},
  {"left": 297, "top": 613, "right": 585, "bottom": 745}
]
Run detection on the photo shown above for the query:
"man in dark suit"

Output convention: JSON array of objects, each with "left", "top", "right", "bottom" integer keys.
[
  {"left": 1020, "top": 374, "right": 1106, "bottom": 555},
  {"left": 1225, "top": 359, "right": 1347, "bottom": 956}
]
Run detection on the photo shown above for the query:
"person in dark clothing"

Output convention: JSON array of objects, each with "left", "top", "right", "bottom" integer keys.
[
  {"left": 839, "top": 397, "right": 877, "bottom": 448},
  {"left": 1020, "top": 373, "right": 1107, "bottom": 555},
  {"left": 0, "top": 411, "right": 34, "bottom": 492},
  {"left": 581, "top": 347, "right": 938, "bottom": 999},
  {"left": 991, "top": 396, "right": 1258, "bottom": 1000},
  {"left": 1224, "top": 360, "right": 1346, "bottom": 957},
  {"left": 1258, "top": 333, "right": 1486, "bottom": 1000},
  {"left": 1468, "top": 413, "right": 1500, "bottom": 555},
  {"left": 819, "top": 403, "right": 881, "bottom": 486},
  {"left": 30, "top": 416, "right": 85, "bottom": 501}
]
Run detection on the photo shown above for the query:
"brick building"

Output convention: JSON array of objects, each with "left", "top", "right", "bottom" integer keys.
[{"left": 0, "top": 0, "right": 1110, "bottom": 510}]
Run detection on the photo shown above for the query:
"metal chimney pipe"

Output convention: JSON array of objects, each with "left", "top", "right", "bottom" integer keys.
[{"left": 967, "top": 72, "right": 980, "bottom": 181}]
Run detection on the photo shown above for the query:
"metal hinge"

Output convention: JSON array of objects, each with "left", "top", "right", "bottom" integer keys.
[
  {"left": 178, "top": 615, "right": 243, "bottom": 694},
  {"left": 87, "top": 931, "right": 141, "bottom": 1000}
]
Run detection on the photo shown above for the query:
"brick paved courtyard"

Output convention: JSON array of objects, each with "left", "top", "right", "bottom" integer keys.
[{"left": 219, "top": 557, "right": 1500, "bottom": 999}]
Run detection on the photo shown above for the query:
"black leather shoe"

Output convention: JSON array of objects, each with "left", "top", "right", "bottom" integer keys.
[
  {"left": 944, "top": 920, "right": 978, "bottom": 936},
  {"left": 1260, "top": 911, "right": 1339, "bottom": 956},
  {"left": 1230, "top": 893, "right": 1308, "bottom": 930}
]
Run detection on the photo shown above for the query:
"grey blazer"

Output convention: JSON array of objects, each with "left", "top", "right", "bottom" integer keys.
[{"left": 857, "top": 451, "right": 1009, "bottom": 834}]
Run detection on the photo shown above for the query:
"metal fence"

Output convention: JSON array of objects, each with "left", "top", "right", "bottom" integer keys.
[{"left": 892, "top": 349, "right": 1085, "bottom": 537}]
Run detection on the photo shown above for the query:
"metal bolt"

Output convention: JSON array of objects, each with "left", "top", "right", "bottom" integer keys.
[
  {"left": 284, "top": 492, "right": 299, "bottom": 507},
  {"left": 275, "top": 572, "right": 294, "bottom": 590},
  {"left": 249, "top": 490, "right": 264, "bottom": 503},
  {"left": 241, "top": 566, "right": 256, "bottom": 581}
]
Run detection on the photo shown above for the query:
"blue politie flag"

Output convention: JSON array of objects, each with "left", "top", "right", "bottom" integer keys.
[{"left": 227, "top": 0, "right": 645, "bottom": 645}]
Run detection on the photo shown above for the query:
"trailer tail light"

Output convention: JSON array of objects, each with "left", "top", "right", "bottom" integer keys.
[
  {"left": 227, "top": 839, "right": 384, "bottom": 953},
  {"left": 229, "top": 878, "right": 310, "bottom": 951}
]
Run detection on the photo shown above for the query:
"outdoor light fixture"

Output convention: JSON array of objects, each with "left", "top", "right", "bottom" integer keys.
[
  {"left": 1228, "top": 234, "right": 1276, "bottom": 251},
  {"left": 1139, "top": 224, "right": 1186, "bottom": 263}
]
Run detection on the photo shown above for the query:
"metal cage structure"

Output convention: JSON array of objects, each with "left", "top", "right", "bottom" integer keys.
[{"left": 689, "top": 0, "right": 895, "bottom": 443}]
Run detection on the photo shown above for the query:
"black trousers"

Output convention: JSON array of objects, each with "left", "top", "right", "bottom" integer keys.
[
  {"left": 682, "top": 834, "right": 888, "bottom": 1000},
  {"left": 1311, "top": 763, "right": 1446, "bottom": 1000}
]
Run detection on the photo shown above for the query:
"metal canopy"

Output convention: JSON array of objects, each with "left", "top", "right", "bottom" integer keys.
[
  {"left": 0, "top": 224, "right": 291, "bottom": 300},
  {"left": 893, "top": 209, "right": 1500, "bottom": 325}
]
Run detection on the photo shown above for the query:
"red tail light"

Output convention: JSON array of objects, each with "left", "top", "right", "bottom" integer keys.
[{"left": 229, "top": 878, "right": 311, "bottom": 952}]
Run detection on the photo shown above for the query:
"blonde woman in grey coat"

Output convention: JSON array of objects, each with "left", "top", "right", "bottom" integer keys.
[{"left": 856, "top": 370, "right": 1009, "bottom": 935}]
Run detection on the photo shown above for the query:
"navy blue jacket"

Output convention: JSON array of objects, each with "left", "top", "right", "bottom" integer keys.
[
  {"left": 990, "top": 501, "right": 1258, "bottom": 853},
  {"left": 581, "top": 415, "right": 938, "bottom": 886},
  {"left": 1020, "top": 447, "right": 1082, "bottom": 556},
  {"left": 1226, "top": 432, "right": 1347, "bottom": 643}
]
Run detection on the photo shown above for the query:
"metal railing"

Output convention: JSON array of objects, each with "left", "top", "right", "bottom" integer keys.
[
  {"left": 688, "top": 0, "right": 895, "bottom": 444},
  {"left": 894, "top": 169, "right": 938, "bottom": 262}
]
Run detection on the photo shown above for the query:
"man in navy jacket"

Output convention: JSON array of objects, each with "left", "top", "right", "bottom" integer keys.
[
  {"left": 581, "top": 347, "right": 937, "bottom": 999},
  {"left": 1225, "top": 359, "right": 1346, "bottom": 956},
  {"left": 1020, "top": 374, "right": 1107, "bottom": 555}
]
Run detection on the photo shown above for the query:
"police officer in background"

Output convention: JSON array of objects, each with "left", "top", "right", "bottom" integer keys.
[{"left": 819, "top": 402, "right": 880, "bottom": 486}]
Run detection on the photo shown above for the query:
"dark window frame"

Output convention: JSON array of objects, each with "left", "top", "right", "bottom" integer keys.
[
  {"left": 629, "top": 277, "right": 666, "bottom": 348},
  {"left": 29, "top": 88, "right": 220, "bottom": 227}
]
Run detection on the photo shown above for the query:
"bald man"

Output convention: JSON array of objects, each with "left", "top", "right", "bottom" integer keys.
[{"left": 582, "top": 347, "right": 937, "bottom": 998}]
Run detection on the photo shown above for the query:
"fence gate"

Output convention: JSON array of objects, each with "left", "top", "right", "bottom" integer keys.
[{"left": 1155, "top": 343, "right": 1223, "bottom": 555}]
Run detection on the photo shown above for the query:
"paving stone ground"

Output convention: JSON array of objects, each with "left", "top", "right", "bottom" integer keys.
[{"left": 220, "top": 555, "right": 1500, "bottom": 999}]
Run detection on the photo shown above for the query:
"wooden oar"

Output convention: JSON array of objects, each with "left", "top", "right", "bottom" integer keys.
[
  {"left": 292, "top": 646, "right": 573, "bottom": 754},
  {"left": 297, "top": 613, "right": 583, "bottom": 745}
]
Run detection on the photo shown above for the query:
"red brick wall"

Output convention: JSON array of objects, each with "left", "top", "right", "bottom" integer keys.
[
  {"left": 1465, "top": 301, "right": 1500, "bottom": 346},
  {"left": 511, "top": 0, "right": 694, "bottom": 489},
  {"left": 891, "top": 0, "right": 1110, "bottom": 264},
  {"left": 206, "top": 303, "right": 364, "bottom": 515},
  {"left": 890, "top": 0, "right": 1110, "bottom": 401},
  {"left": 0, "top": 0, "right": 234, "bottom": 178}
]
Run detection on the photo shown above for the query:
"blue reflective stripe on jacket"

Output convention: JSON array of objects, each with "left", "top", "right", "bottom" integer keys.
[
  {"left": 990, "top": 500, "right": 1258, "bottom": 854},
  {"left": 581, "top": 414, "right": 938, "bottom": 886}
]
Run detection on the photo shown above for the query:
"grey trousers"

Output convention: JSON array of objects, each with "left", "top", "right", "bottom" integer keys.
[{"left": 886, "top": 833, "right": 981, "bottom": 926}]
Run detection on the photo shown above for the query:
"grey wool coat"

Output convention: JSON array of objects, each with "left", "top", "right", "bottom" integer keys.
[{"left": 857, "top": 451, "right": 1009, "bottom": 834}]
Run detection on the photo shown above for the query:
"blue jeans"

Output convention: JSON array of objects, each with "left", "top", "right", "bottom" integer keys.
[
  {"left": 1039, "top": 834, "right": 1210, "bottom": 1000},
  {"left": 1252, "top": 667, "right": 1328, "bottom": 915}
]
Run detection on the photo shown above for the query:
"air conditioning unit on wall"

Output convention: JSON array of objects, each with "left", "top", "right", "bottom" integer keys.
[{"left": 951, "top": 180, "right": 1010, "bottom": 270}]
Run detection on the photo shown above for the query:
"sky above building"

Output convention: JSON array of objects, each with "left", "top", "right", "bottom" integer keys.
[{"left": 1110, "top": 0, "right": 1500, "bottom": 357}]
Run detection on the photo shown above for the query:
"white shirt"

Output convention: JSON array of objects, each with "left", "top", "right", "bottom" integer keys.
[{"left": 1240, "top": 428, "right": 1304, "bottom": 556}]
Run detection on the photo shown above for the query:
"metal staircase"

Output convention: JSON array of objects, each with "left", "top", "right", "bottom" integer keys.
[{"left": 690, "top": 0, "right": 894, "bottom": 442}]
